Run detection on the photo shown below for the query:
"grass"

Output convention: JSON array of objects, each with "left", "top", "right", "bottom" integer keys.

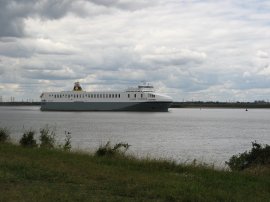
[{"left": 0, "top": 143, "right": 269, "bottom": 201}]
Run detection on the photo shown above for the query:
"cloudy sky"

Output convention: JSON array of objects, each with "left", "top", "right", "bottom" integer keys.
[{"left": 0, "top": 0, "right": 270, "bottom": 102}]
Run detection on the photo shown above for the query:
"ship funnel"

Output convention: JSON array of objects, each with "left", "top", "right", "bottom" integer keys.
[{"left": 73, "top": 82, "right": 82, "bottom": 91}]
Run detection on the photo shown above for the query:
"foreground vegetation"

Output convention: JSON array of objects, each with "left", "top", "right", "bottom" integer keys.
[
  {"left": 1, "top": 143, "right": 270, "bottom": 201},
  {"left": 0, "top": 127, "right": 270, "bottom": 201},
  {"left": 226, "top": 142, "right": 270, "bottom": 171}
]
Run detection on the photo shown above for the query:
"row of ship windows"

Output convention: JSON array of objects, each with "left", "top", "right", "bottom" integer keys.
[
  {"left": 127, "top": 94, "right": 156, "bottom": 98},
  {"left": 48, "top": 93, "right": 156, "bottom": 99},
  {"left": 49, "top": 94, "right": 120, "bottom": 99}
]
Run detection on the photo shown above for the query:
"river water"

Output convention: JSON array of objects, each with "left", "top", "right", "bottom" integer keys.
[{"left": 1, "top": 106, "right": 269, "bottom": 166}]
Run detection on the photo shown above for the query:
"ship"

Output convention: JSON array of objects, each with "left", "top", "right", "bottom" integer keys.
[{"left": 40, "top": 82, "right": 173, "bottom": 111}]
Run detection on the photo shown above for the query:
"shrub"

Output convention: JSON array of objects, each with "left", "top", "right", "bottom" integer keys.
[
  {"left": 19, "top": 130, "right": 37, "bottom": 148},
  {"left": 95, "top": 141, "right": 130, "bottom": 157},
  {"left": 0, "top": 127, "right": 10, "bottom": 143},
  {"left": 226, "top": 142, "right": 270, "bottom": 171},
  {"left": 39, "top": 126, "right": 55, "bottom": 149}
]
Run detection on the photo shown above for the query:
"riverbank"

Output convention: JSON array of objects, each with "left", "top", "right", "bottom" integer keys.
[
  {"left": 0, "top": 143, "right": 269, "bottom": 201},
  {"left": 0, "top": 102, "right": 40, "bottom": 106},
  {"left": 170, "top": 101, "right": 270, "bottom": 108}
]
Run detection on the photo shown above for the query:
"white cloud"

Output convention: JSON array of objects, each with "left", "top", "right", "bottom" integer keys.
[
  {"left": 1, "top": 0, "right": 270, "bottom": 101},
  {"left": 243, "top": 71, "right": 251, "bottom": 78},
  {"left": 257, "top": 65, "right": 270, "bottom": 76},
  {"left": 257, "top": 50, "right": 269, "bottom": 58}
]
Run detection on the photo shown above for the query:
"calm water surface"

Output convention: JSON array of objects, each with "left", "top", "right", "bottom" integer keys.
[{"left": 1, "top": 106, "right": 269, "bottom": 165}]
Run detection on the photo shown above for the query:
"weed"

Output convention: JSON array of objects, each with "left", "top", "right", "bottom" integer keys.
[
  {"left": 0, "top": 127, "right": 10, "bottom": 143},
  {"left": 95, "top": 141, "right": 130, "bottom": 157},
  {"left": 19, "top": 129, "right": 37, "bottom": 148},
  {"left": 39, "top": 125, "right": 56, "bottom": 149},
  {"left": 63, "top": 134, "right": 72, "bottom": 151}
]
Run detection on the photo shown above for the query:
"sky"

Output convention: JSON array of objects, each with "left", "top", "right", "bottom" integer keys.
[{"left": 0, "top": 0, "right": 270, "bottom": 102}]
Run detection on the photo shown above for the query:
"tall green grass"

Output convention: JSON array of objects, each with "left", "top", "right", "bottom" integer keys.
[{"left": 0, "top": 143, "right": 269, "bottom": 201}]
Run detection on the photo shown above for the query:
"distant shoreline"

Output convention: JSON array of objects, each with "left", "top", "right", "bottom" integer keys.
[
  {"left": 1, "top": 101, "right": 270, "bottom": 108},
  {"left": 170, "top": 101, "right": 270, "bottom": 108},
  {"left": 0, "top": 102, "right": 41, "bottom": 106}
]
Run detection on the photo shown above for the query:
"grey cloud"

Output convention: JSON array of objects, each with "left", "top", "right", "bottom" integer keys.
[
  {"left": 144, "top": 53, "right": 206, "bottom": 66},
  {"left": 235, "top": 74, "right": 270, "bottom": 90},
  {"left": 38, "top": 0, "right": 74, "bottom": 19},
  {"left": 22, "top": 69, "right": 81, "bottom": 80},
  {"left": 0, "top": 37, "right": 77, "bottom": 58},
  {"left": 0, "top": 65, "right": 4, "bottom": 75},
  {"left": 22, "top": 65, "right": 67, "bottom": 71},
  {"left": 76, "top": 47, "right": 148, "bottom": 72},
  {"left": 166, "top": 72, "right": 218, "bottom": 92},
  {"left": 20, "top": 63, "right": 87, "bottom": 81},
  {"left": 0, "top": 0, "right": 25, "bottom": 37},
  {"left": 0, "top": 0, "right": 87, "bottom": 38},
  {"left": 89, "top": 0, "right": 156, "bottom": 11},
  {"left": 0, "top": 0, "right": 155, "bottom": 38},
  {"left": 0, "top": 41, "right": 32, "bottom": 58}
]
